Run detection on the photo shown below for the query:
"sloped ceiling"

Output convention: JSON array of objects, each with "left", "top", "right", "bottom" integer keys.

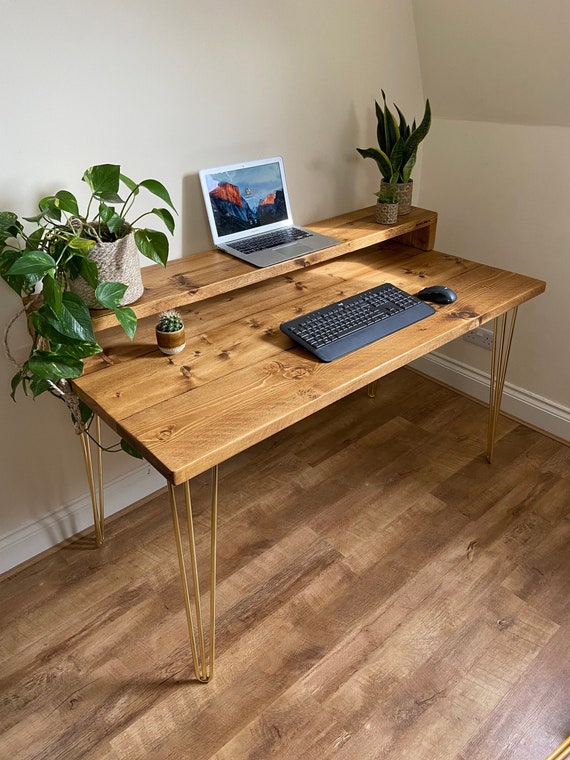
[{"left": 412, "top": 0, "right": 570, "bottom": 127}]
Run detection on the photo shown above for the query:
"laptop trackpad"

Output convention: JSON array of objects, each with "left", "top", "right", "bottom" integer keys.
[{"left": 273, "top": 243, "right": 312, "bottom": 255}]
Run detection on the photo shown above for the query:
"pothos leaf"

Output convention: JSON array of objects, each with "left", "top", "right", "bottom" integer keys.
[
  {"left": 113, "top": 306, "right": 137, "bottom": 340},
  {"left": 43, "top": 291, "right": 96, "bottom": 342}
]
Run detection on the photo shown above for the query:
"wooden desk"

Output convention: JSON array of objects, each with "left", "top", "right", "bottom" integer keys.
[{"left": 71, "top": 206, "right": 545, "bottom": 682}]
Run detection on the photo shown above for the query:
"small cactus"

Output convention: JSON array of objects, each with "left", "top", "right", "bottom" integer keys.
[{"left": 156, "top": 310, "right": 183, "bottom": 333}]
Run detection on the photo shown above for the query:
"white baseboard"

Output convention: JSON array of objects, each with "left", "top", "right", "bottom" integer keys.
[
  {"left": 410, "top": 352, "right": 570, "bottom": 443},
  {"left": 0, "top": 464, "right": 165, "bottom": 576}
]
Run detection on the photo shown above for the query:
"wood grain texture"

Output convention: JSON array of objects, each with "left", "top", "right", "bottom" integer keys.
[
  {"left": 1, "top": 369, "right": 568, "bottom": 759},
  {"left": 73, "top": 241, "right": 545, "bottom": 485},
  {"left": 90, "top": 207, "right": 438, "bottom": 332}
]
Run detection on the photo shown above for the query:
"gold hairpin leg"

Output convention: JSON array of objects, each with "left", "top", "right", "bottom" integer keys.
[
  {"left": 367, "top": 380, "right": 378, "bottom": 398},
  {"left": 79, "top": 414, "right": 105, "bottom": 546},
  {"left": 168, "top": 465, "right": 218, "bottom": 683},
  {"left": 487, "top": 307, "right": 518, "bottom": 463},
  {"left": 544, "top": 736, "right": 570, "bottom": 760}
]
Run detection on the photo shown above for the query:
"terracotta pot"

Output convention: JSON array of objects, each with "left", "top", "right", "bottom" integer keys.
[{"left": 156, "top": 327, "right": 186, "bottom": 355}]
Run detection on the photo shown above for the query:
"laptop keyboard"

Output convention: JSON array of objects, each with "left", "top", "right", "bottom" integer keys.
[
  {"left": 280, "top": 282, "right": 435, "bottom": 362},
  {"left": 230, "top": 227, "right": 311, "bottom": 254}
]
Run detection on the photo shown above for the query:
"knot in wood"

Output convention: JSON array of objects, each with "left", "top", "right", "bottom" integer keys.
[
  {"left": 455, "top": 310, "right": 478, "bottom": 319},
  {"left": 157, "top": 425, "right": 175, "bottom": 441},
  {"left": 283, "top": 364, "right": 313, "bottom": 380}
]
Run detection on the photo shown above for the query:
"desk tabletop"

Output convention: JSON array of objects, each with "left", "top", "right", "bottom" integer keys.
[{"left": 72, "top": 224, "right": 545, "bottom": 485}]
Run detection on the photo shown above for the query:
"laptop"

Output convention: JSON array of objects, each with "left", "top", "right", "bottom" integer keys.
[{"left": 198, "top": 156, "right": 339, "bottom": 267}]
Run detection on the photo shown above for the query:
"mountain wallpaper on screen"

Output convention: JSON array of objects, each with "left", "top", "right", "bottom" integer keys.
[{"left": 210, "top": 181, "right": 287, "bottom": 236}]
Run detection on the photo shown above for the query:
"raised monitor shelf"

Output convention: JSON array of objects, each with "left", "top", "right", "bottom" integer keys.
[{"left": 91, "top": 206, "right": 437, "bottom": 333}]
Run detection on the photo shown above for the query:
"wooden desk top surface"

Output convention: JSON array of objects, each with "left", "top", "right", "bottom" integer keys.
[{"left": 72, "top": 207, "right": 545, "bottom": 485}]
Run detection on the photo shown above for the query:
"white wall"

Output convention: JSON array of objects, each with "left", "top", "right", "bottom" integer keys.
[
  {"left": 0, "top": 0, "right": 425, "bottom": 572},
  {"left": 411, "top": 0, "right": 570, "bottom": 441}
]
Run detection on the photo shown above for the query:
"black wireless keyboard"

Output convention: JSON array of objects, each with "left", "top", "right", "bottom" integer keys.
[{"left": 280, "top": 282, "right": 435, "bottom": 362}]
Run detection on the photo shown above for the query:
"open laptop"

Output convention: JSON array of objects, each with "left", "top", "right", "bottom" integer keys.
[{"left": 199, "top": 156, "right": 339, "bottom": 267}]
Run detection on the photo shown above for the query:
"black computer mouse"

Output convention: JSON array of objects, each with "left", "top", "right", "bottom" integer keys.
[{"left": 417, "top": 285, "right": 457, "bottom": 304}]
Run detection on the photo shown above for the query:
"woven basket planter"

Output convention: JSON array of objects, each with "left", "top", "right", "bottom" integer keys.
[
  {"left": 380, "top": 180, "right": 413, "bottom": 215},
  {"left": 69, "top": 233, "right": 144, "bottom": 308}
]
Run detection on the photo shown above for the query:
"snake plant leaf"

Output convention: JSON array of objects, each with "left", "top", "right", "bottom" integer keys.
[
  {"left": 381, "top": 91, "right": 400, "bottom": 153},
  {"left": 375, "top": 100, "right": 386, "bottom": 152},
  {"left": 389, "top": 138, "right": 405, "bottom": 176},
  {"left": 401, "top": 150, "right": 418, "bottom": 183},
  {"left": 356, "top": 147, "right": 393, "bottom": 182},
  {"left": 134, "top": 228, "right": 168, "bottom": 266},
  {"left": 139, "top": 179, "right": 177, "bottom": 212},
  {"left": 402, "top": 99, "right": 431, "bottom": 164},
  {"left": 394, "top": 104, "right": 408, "bottom": 137},
  {"left": 113, "top": 306, "right": 137, "bottom": 340},
  {"left": 95, "top": 281, "right": 128, "bottom": 309}
]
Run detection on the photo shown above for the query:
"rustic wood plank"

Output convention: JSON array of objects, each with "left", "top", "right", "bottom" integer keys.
[
  {"left": 72, "top": 244, "right": 545, "bottom": 484},
  {"left": 90, "top": 207, "right": 438, "bottom": 331}
]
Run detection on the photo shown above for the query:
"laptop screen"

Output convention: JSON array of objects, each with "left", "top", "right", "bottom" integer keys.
[{"left": 199, "top": 157, "right": 293, "bottom": 244}]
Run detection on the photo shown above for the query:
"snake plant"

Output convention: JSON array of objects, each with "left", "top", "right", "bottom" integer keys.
[{"left": 357, "top": 91, "right": 431, "bottom": 184}]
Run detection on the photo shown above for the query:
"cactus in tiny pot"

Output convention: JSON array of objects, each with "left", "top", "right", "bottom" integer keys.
[{"left": 156, "top": 310, "right": 185, "bottom": 354}]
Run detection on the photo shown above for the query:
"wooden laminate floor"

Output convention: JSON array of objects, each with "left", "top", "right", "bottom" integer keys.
[{"left": 1, "top": 368, "right": 569, "bottom": 760}]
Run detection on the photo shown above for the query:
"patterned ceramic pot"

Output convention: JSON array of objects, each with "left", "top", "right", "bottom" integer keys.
[
  {"left": 380, "top": 180, "right": 413, "bottom": 215},
  {"left": 375, "top": 202, "right": 399, "bottom": 224}
]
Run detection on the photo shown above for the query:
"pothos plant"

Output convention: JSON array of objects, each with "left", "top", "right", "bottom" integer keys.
[{"left": 0, "top": 163, "right": 176, "bottom": 451}]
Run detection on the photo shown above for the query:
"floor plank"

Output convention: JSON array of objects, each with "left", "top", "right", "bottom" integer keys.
[{"left": 1, "top": 368, "right": 568, "bottom": 760}]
